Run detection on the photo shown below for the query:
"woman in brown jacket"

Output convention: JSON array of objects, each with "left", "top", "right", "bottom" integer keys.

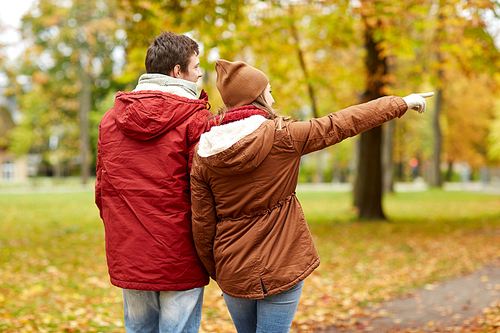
[{"left": 191, "top": 59, "right": 433, "bottom": 333}]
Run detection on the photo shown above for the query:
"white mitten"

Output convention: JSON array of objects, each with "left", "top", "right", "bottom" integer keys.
[{"left": 402, "top": 92, "right": 434, "bottom": 114}]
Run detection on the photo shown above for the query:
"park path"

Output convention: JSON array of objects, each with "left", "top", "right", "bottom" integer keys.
[{"left": 320, "top": 264, "right": 500, "bottom": 332}]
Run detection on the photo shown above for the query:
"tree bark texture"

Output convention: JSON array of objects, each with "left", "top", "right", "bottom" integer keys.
[
  {"left": 431, "top": 87, "right": 443, "bottom": 187},
  {"left": 430, "top": 2, "right": 445, "bottom": 187},
  {"left": 353, "top": 20, "right": 388, "bottom": 220},
  {"left": 355, "top": 125, "right": 385, "bottom": 219},
  {"left": 382, "top": 120, "right": 395, "bottom": 193}
]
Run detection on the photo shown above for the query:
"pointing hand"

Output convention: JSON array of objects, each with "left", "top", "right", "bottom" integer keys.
[{"left": 403, "top": 92, "right": 434, "bottom": 114}]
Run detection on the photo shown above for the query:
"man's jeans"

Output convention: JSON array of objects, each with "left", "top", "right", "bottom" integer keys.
[
  {"left": 123, "top": 287, "right": 204, "bottom": 333},
  {"left": 223, "top": 281, "right": 303, "bottom": 333}
]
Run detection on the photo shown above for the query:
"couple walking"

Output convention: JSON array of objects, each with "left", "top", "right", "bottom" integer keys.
[{"left": 95, "top": 31, "right": 432, "bottom": 333}]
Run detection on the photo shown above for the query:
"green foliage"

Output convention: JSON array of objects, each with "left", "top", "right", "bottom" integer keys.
[
  {"left": 89, "top": 90, "right": 117, "bottom": 166},
  {"left": 8, "top": 0, "right": 129, "bottom": 174},
  {"left": 7, "top": 126, "right": 36, "bottom": 156}
]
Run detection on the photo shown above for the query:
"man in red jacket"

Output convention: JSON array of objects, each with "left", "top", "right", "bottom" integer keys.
[{"left": 95, "top": 31, "right": 211, "bottom": 333}]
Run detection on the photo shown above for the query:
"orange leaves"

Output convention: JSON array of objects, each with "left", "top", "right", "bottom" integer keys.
[
  {"left": 199, "top": 283, "right": 234, "bottom": 332},
  {"left": 2, "top": 191, "right": 500, "bottom": 332},
  {"left": 462, "top": 302, "right": 500, "bottom": 332},
  {"left": 442, "top": 72, "right": 497, "bottom": 168}
]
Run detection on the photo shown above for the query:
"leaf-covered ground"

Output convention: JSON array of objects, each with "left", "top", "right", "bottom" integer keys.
[{"left": 0, "top": 189, "right": 499, "bottom": 332}]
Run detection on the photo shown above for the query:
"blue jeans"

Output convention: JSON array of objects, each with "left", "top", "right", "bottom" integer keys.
[
  {"left": 223, "top": 281, "right": 304, "bottom": 333},
  {"left": 123, "top": 287, "right": 204, "bottom": 333}
]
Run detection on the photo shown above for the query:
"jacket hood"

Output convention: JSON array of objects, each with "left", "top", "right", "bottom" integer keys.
[
  {"left": 113, "top": 89, "right": 208, "bottom": 141},
  {"left": 196, "top": 115, "right": 274, "bottom": 174}
]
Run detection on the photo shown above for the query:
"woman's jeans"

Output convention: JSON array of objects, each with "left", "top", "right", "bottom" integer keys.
[
  {"left": 223, "top": 281, "right": 304, "bottom": 333},
  {"left": 122, "top": 287, "right": 204, "bottom": 333}
]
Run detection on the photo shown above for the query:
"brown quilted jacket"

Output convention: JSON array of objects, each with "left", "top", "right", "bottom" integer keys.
[{"left": 190, "top": 96, "right": 408, "bottom": 299}]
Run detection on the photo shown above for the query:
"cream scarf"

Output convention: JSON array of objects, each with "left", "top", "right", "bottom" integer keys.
[{"left": 134, "top": 73, "right": 198, "bottom": 99}]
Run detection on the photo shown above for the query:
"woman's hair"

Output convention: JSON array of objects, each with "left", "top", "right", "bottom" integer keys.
[
  {"left": 145, "top": 31, "right": 199, "bottom": 75},
  {"left": 250, "top": 94, "right": 279, "bottom": 120},
  {"left": 212, "top": 90, "right": 290, "bottom": 126}
]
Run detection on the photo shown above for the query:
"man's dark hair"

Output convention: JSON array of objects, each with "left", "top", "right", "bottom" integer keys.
[{"left": 145, "top": 31, "right": 199, "bottom": 75}]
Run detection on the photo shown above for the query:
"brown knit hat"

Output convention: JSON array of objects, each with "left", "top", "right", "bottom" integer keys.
[{"left": 215, "top": 59, "right": 269, "bottom": 109}]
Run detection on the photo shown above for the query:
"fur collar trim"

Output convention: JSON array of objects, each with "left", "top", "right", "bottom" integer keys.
[{"left": 198, "top": 115, "right": 267, "bottom": 157}]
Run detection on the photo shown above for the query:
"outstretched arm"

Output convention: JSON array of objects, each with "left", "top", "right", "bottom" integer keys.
[{"left": 288, "top": 93, "right": 433, "bottom": 156}]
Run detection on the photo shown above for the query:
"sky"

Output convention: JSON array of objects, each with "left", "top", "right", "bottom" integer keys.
[{"left": 0, "top": 0, "right": 37, "bottom": 60}]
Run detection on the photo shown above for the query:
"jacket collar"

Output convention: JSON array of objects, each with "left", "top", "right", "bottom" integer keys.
[
  {"left": 196, "top": 117, "right": 274, "bottom": 175},
  {"left": 198, "top": 113, "right": 267, "bottom": 158}
]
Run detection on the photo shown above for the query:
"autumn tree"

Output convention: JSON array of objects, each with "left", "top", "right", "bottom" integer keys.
[
  {"left": 442, "top": 74, "right": 498, "bottom": 174},
  {"left": 0, "top": 17, "right": 20, "bottom": 152},
  {"left": 116, "top": 0, "right": 247, "bottom": 97},
  {"left": 351, "top": 0, "right": 433, "bottom": 219},
  {"left": 489, "top": 100, "right": 500, "bottom": 163},
  {"left": 9, "top": 0, "right": 127, "bottom": 182},
  {"left": 350, "top": 0, "right": 500, "bottom": 217},
  {"left": 12, "top": 0, "right": 491, "bottom": 206},
  {"left": 424, "top": 0, "right": 500, "bottom": 186}
]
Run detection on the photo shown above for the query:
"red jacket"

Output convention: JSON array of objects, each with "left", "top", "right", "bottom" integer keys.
[{"left": 95, "top": 89, "right": 211, "bottom": 291}]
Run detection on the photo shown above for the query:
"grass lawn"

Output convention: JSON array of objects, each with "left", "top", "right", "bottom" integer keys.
[{"left": 0, "top": 189, "right": 499, "bottom": 332}]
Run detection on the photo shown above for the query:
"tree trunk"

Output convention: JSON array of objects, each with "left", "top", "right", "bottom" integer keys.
[
  {"left": 430, "top": 1, "right": 445, "bottom": 188},
  {"left": 79, "top": 69, "right": 91, "bottom": 185},
  {"left": 353, "top": 20, "right": 388, "bottom": 220},
  {"left": 431, "top": 87, "right": 443, "bottom": 187},
  {"left": 354, "top": 125, "right": 385, "bottom": 219},
  {"left": 445, "top": 160, "right": 453, "bottom": 182},
  {"left": 382, "top": 120, "right": 395, "bottom": 193}
]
